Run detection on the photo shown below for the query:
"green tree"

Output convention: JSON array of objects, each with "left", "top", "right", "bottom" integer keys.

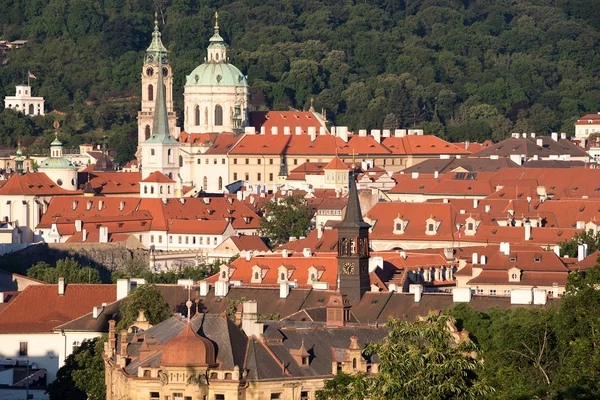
[
  {"left": 559, "top": 230, "right": 600, "bottom": 258},
  {"left": 27, "top": 258, "right": 101, "bottom": 284},
  {"left": 71, "top": 338, "right": 106, "bottom": 400},
  {"left": 317, "top": 313, "right": 494, "bottom": 399},
  {"left": 258, "top": 193, "right": 313, "bottom": 246},
  {"left": 116, "top": 283, "right": 172, "bottom": 330}
]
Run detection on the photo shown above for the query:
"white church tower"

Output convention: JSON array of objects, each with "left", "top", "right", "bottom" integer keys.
[
  {"left": 137, "top": 14, "right": 178, "bottom": 157},
  {"left": 183, "top": 13, "right": 249, "bottom": 134},
  {"left": 140, "top": 55, "right": 180, "bottom": 182}
]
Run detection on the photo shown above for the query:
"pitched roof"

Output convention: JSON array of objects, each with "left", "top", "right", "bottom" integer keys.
[
  {"left": 249, "top": 111, "right": 327, "bottom": 135},
  {"left": 0, "top": 284, "right": 116, "bottom": 333},
  {"left": 323, "top": 156, "right": 349, "bottom": 171},
  {"left": 141, "top": 171, "right": 175, "bottom": 183},
  {"left": 0, "top": 172, "right": 78, "bottom": 196},
  {"left": 382, "top": 135, "right": 469, "bottom": 155}
]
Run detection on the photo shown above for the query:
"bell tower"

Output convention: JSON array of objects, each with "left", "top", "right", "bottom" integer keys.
[
  {"left": 336, "top": 172, "right": 370, "bottom": 303},
  {"left": 137, "top": 13, "right": 178, "bottom": 160}
]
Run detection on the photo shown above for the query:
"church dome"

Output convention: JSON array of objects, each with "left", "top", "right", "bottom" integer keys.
[
  {"left": 38, "top": 157, "right": 76, "bottom": 170},
  {"left": 186, "top": 62, "right": 248, "bottom": 88},
  {"left": 161, "top": 322, "right": 216, "bottom": 367}
]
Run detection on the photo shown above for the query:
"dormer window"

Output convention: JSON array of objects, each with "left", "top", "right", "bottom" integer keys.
[
  {"left": 425, "top": 217, "right": 440, "bottom": 235},
  {"left": 464, "top": 217, "right": 480, "bottom": 236},
  {"left": 393, "top": 216, "right": 408, "bottom": 235},
  {"left": 508, "top": 267, "right": 521, "bottom": 282}
]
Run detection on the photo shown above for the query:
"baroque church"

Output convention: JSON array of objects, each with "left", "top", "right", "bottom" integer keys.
[{"left": 136, "top": 13, "right": 249, "bottom": 185}]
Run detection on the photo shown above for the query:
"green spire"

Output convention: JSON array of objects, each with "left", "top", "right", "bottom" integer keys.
[
  {"left": 145, "top": 57, "right": 178, "bottom": 145},
  {"left": 146, "top": 12, "right": 168, "bottom": 64}
]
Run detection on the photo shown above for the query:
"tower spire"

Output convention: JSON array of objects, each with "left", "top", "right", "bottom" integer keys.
[
  {"left": 145, "top": 57, "right": 177, "bottom": 145},
  {"left": 337, "top": 172, "right": 369, "bottom": 229},
  {"left": 146, "top": 11, "right": 168, "bottom": 64}
]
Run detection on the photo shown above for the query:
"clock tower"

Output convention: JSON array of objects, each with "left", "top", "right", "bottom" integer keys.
[
  {"left": 336, "top": 172, "right": 371, "bottom": 303},
  {"left": 137, "top": 13, "right": 178, "bottom": 161}
]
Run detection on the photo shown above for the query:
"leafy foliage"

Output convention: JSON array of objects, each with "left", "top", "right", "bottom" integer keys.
[
  {"left": 1, "top": 0, "right": 599, "bottom": 156},
  {"left": 116, "top": 283, "right": 172, "bottom": 330},
  {"left": 110, "top": 258, "right": 216, "bottom": 283},
  {"left": 259, "top": 193, "right": 313, "bottom": 246},
  {"left": 27, "top": 257, "right": 101, "bottom": 283},
  {"left": 47, "top": 337, "right": 104, "bottom": 400},
  {"left": 559, "top": 230, "right": 600, "bottom": 258},
  {"left": 317, "top": 313, "right": 494, "bottom": 399}
]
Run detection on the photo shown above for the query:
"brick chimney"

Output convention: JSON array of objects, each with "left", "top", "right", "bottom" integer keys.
[
  {"left": 58, "top": 277, "right": 65, "bottom": 295},
  {"left": 108, "top": 320, "right": 116, "bottom": 355}
]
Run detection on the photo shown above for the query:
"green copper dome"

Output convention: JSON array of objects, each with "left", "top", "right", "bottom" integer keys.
[
  {"left": 185, "top": 62, "right": 248, "bottom": 87},
  {"left": 38, "top": 157, "right": 77, "bottom": 170}
]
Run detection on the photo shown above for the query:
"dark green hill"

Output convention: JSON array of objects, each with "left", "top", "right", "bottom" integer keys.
[{"left": 0, "top": 0, "right": 599, "bottom": 163}]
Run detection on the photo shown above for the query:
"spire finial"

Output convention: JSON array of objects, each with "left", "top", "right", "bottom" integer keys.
[
  {"left": 309, "top": 97, "right": 315, "bottom": 112},
  {"left": 186, "top": 284, "right": 192, "bottom": 323},
  {"left": 215, "top": 11, "right": 219, "bottom": 30}
]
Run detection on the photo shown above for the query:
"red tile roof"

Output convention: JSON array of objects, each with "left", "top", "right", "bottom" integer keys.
[
  {"left": 204, "top": 132, "right": 243, "bottom": 155},
  {"left": 179, "top": 132, "right": 219, "bottom": 144},
  {"left": 0, "top": 172, "right": 78, "bottom": 196},
  {"left": 249, "top": 111, "right": 327, "bottom": 135},
  {"left": 382, "top": 136, "right": 469, "bottom": 155},
  {"left": 0, "top": 284, "right": 116, "bottom": 333},
  {"left": 141, "top": 171, "right": 175, "bottom": 183},
  {"left": 324, "top": 156, "right": 349, "bottom": 171}
]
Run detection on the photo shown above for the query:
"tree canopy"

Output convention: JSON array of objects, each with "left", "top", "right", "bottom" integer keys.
[
  {"left": 0, "top": 0, "right": 599, "bottom": 160},
  {"left": 27, "top": 257, "right": 101, "bottom": 283},
  {"left": 259, "top": 193, "right": 313, "bottom": 246},
  {"left": 116, "top": 283, "right": 172, "bottom": 330},
  {"left": 317, "top": 313, "right": 494, "bottom": 400}
]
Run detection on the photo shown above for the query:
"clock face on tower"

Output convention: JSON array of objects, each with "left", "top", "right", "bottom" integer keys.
[{"left": 343, "top": 262, "right": 355, "bottom": 275}]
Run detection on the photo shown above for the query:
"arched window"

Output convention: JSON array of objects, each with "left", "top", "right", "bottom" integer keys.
[
  {"left": 203, "top": 176, "right": 207, "bottom": 188},
  {"left": 254, "top": 272, "right": 259, "bottom": 280},
  {"left": 221, "top": 271, "right": 226, "bottom": 279},
  {"left": 28, "top": 104, "right": 34, "bottom": 114},
  {"left": 144, "top": 186, "right": 148, "bottom": 194},
  {"left": 150, "top": 186, "right": 155, "bottom": 194},
  {"left": 280, "top": 272, "right": 285, "bottom": 281},
  {"left": 168, "top": 172, "right": 173, "bottom": 179},
  {"left": 160, "top": 186, "right": 163, "bottom": 194},
  {"left": 167, "top": 186, "right": 171, "bottom": 194},
  {"left": 205, "top": 107, "right": 209, "bottom": 126},
  {"left": 151, "top": 149, "right": 155, "bottom": 156},
  {"left": 195, "top": 105, "right": 200, "bottom": 126},
  {"left": 148, "top": 84, "right": 154, "bottom": 101},
  {"left": 218, "top": 177, "right": 223, "bottom": 190},
  {"left": 353, "top": 358, "right": 357, "bottom": 370},
  {"left": 167, "top": 149, "right": 172, "bottom": 163},
  {"left": 215, "top": 105, "right": 223, "bottom": 126},
  {"left": 145, "top": 125, "right": 151, "bottom": 140},
  {"left": 179, "top": 155, "right": 183, "bottom": 167}
]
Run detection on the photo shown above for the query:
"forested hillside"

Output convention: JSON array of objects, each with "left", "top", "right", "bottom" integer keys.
[{"left": 0, "top": 0, "right": 599, "bottom": 163}]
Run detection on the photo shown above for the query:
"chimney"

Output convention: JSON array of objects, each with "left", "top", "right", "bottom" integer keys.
[
  {"left": 75, "top": 220, "right": 82, "bottom": 232},
  {"left": 409, "top": 284, "right": 423, "bottom": 303},
  {"left": 58, "top": 277, "right": 65, "bottom": 295},
  {"left": 551, "top": 132, "right": 558, "bottom": 141},
  {"left": 271, "top": 126, "right": 278, "bottom": 135},
  {"left": 578, "top": 244, "right": 588, "bottom": 261},
  {"left": 98, "top": 200, "right": 104, "bottom": 210},
  {"left": 382, "top": 129, "right": 391, "bottom": 138},
  {"left": 536, "top": 138, "right": 543, "bottom": 147},
  {"left": 472, "top": 253, "right": 478, "bottom": 264},
  {"left": 308, "top": 126, "right": 317, "bottom": 141},
  {"left": 99, "top": 226, "right": 108, "bottom": 243},
  {"left": 317, "top": 225, "right": 323, "bottom": 239},
  {"left": 561, "top": 132, "right": 567, "bottom": 140},
  {"left": 553, "top": 245, "right": 560, "bottom": 257},
  {"left": 473, "top": 199, "right": 479, "bottom": 208},
  {"left": 241, "top": 301, "right": 264, "bottom": 337},
  {"left": 108, "top": 320, "right": 116, "bottom": 355},
  {"left": 443, "top": 247, "right": 454, "bottom": 260},
  {"left": 411, "top": 172, "right": 419, "bottom": 179},
  {"left": 282, "top": 249, "right": 289, "bottom": 258},
  {"left": 199, "top": 281, "right": 209, "bottom": 296},
  {"left": 0, "top": 292, "right": 4, "bottom": 303},
  {"left": 93, "top": 305, "right": 104, "bottom": 319},
  {"left": 337, "top": 126, "right": 348, "bottom": 142},
  {"left": 302, "top": 248, "right": 312, "bottom": 257},
  {"left": 284, "top": 126, "right": 291, "bottom": 135},
  {"left": 295, "top": 126, "right": 302, "bottom": 135},
  {"left": 280, "top": 282, "right": 290, "bottom": 299},
  {"left": 260, "top": 126, "right": 266, "bottom": 135},
  {"left": 119, "top": 201, "right": 125, "bottom": 211},
  {"left": 245, "top": 251, "right": 253, "bottom": 261},
  {"left": 480, "top": 255, "right": 486, "bottom": 265},
  {"left": 485, "top": 205, "right": 491, "bottom": 213},
  {"left": 319, "top": 126, "right": 326, "bottom": 135},
  {"left": 82, "top": 229, "right": 88, "bottom": 242},
  {"left": 117, "top": 279, "right": 130, "bottom": 300},
  {"left": 375, "top": 130, "right": 384, "bottom": 143},
  {"left": 503, "top": 242, "right": 510, "bottom": 256},
  {"left": 524, "top": 221, "right": 532, "bottom": 241},
  {"left": 119, "top": 329, "right": 128, "bottom": 357},
  {"left": 245, "top": 126, "right": 256, "bottom": 135},
  {"left": 434, "top": 170, "right": 439, "bottom": 179},
  {"left": 359, "top": 129, "right": 368, "bottom": 137}
]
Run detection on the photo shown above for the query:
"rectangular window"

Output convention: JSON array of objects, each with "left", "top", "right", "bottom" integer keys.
[
  {"left": 158, "top": 236, "right": 162, "bottom": 243},
  {"left": 213, "top": 159, "right": 217, "bottom": 164},
  {"left": 139, "top": 235, "right": 142, "bottom": 242},
  {"left": 185, "top": 236, "right": 189, "bottom": 244},
  {"left": 294, "top": 159, "right": 298, "bottom": 165},
  {"left": 490, "top": 289, "right": 497, "bottom": 296},
  {"left": 193, "top": 237, "right": 196, "bottom": 244},
  {"left": 233, "top": 159, "right": 237, "bottom": 164},
  {"left": 150, "top": 235, "right": 154, "bottom": 243},
  {"left": 233, "top": 173, "right": 238, "bottom": 180},
  {"left": 205, "top": 159, "right": 209, "bottom": 164},
  {"left": 200, "top": 237, "right": 204, "bottom": 245},
  {"left": 216, "top": 395, "right": 225, "bottom": 400},
  {"left": 301, "top": 392, "right": 309, "bottom": 400},
  {"left": 270, "top": 159, "right": 274, "bottom": 165},
  {"left": 178, "top": 236, "right": 182, "bottom": 244},
  {"left": 257, "top": 173, "right": 262, "bottom": 181},
  {"left": 222, "top": 158, "right": 225, "bottom": 164},
  {"left": 258, "top": 159, "right": 261, "bottom": 164},
  {"left": 245, "top": 158, "right": 249, "bottom": 164},
  {"left": 270, "top": 394, "right": 282, "bottom": 400},
  {"left": 173, "top": 394, "right": 183, "bottom": 399},
  {"left": 19, "top": 342, "right": 27, "bottom": 356},
  {"left": 169, "top": 236, "right": 173, "bottom": 244},
  {"left": 197, "top": 159, "right": 201, "bottom": 164},
  {"left": 245, "top": 173, "right": 249, "bottom": 181},
  {"left": 150, "top": 392, "right": 160, "bottom": 400},
  {"left": 269, "top": 173, "right": 273, "bottom": 181}
]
